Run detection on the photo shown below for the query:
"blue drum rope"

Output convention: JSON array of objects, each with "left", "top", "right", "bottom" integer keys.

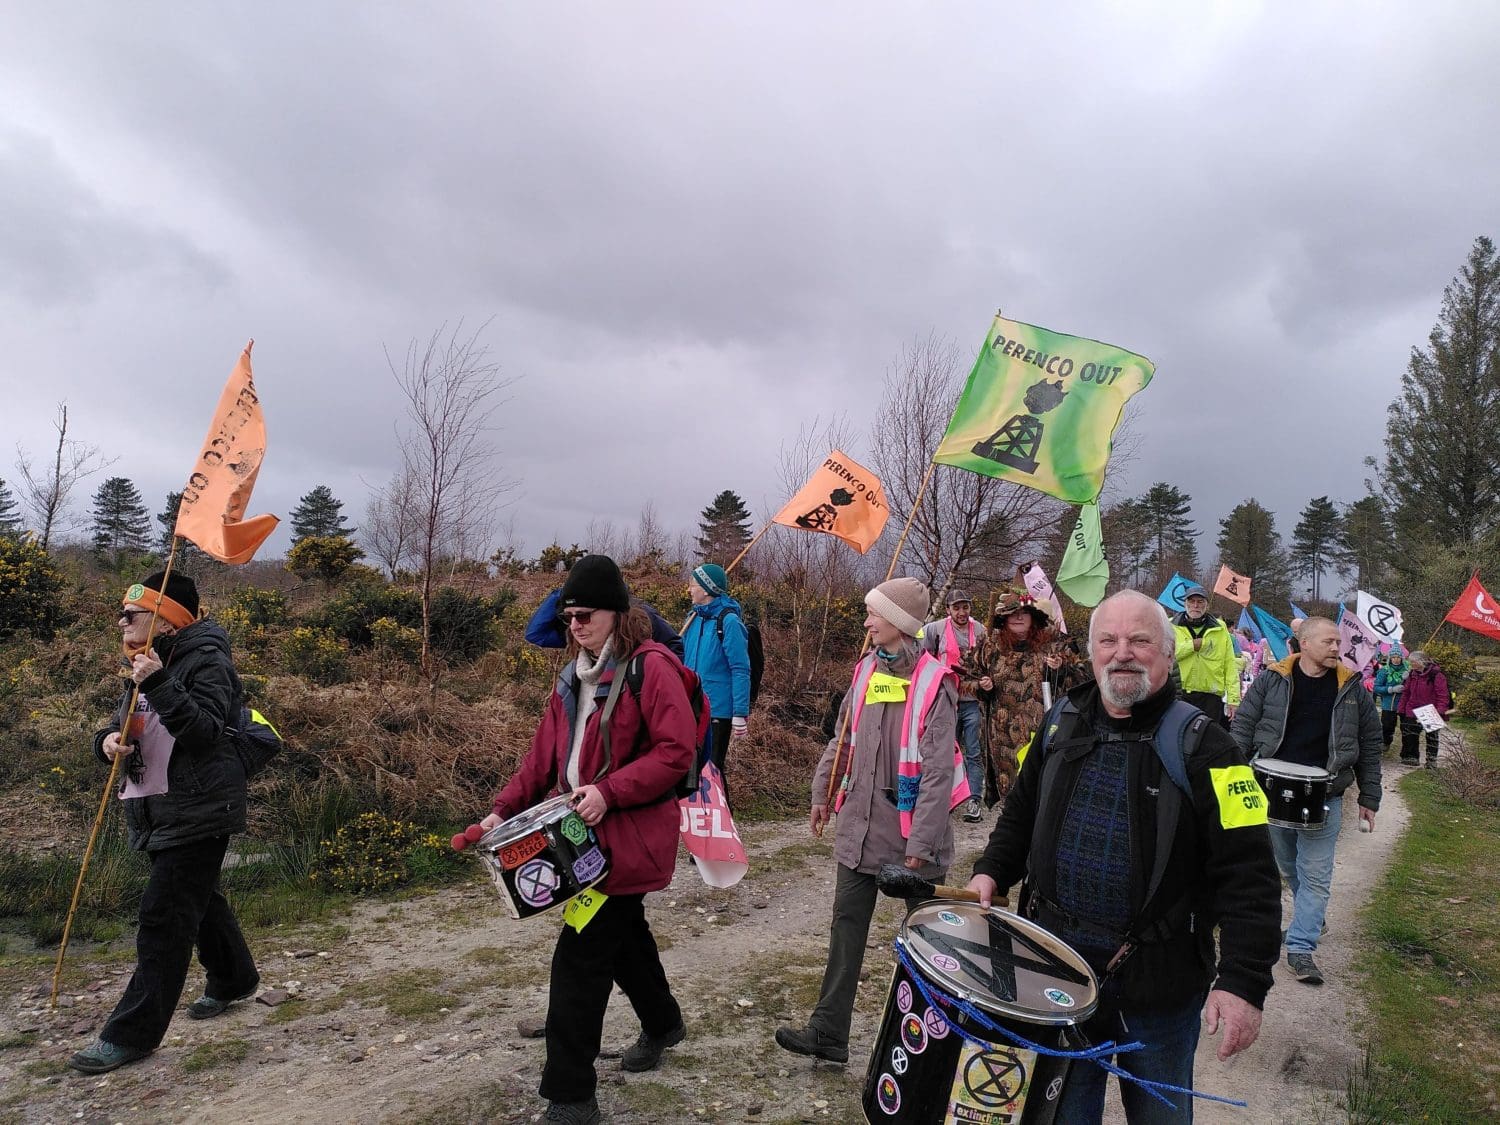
[{"left": 893, "top": 943, "right": 1247, "bottom": 1111}]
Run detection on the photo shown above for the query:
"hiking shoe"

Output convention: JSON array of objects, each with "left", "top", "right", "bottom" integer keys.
[
  {"left": 67, "top": 1038, "right": 152, "bottom": 1075},
  {"left": 187, "top": 978, "right": 260, "bottom": 1020},
  {"left": 775, "top": 1024, "right": 849, "bottom": 1064},
  {"left": 1287, "top": 952, "right": 1324, "bottom": 985},
  {"left": 962, "top": 797, "right": 983, "bottom": 823},
  {"left": 1399, "top": 756, "right": 1419, "bottom": 765},
  {"left": 1425, "top": 758, "right": 1439, "bottom": 769},
  {"left": 544, "top": 1097, "right": 600, "bottom": 1124},
  {"left": 620, "top": 1021, "right": 685, "bottom": 1072}
]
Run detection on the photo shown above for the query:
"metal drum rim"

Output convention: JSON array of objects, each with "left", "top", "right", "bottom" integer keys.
[
  {"left": 477, "top": 794, "right": 577, "bottom": 849},
  {"left": 1252, "top": 759, "right": 1332, "bottom": 781},
  {"left": 897, "top": 901, "right": 1098, "bottom": 1026}
]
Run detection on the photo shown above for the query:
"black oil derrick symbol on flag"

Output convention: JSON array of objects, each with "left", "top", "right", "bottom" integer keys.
[
  {"left": 924, "top": 914, "right": 1089, "bottom": 1004},
  {"left": 796, "top": 488, "right": 855, "bottom": 532},
  {"left": 972, "top": 379, "right": 1067, "bottom": 474}
]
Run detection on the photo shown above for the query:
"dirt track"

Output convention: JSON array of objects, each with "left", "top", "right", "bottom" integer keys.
[{"left": 1, "top": 780, "right": 1407, "bottom": 1124}]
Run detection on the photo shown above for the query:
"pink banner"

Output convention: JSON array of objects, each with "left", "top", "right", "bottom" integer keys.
[
  {"left": 1022, "top": 563, "right": 1067, "bottom": 634},
  {"left": 678, "top": 761, "right": 748, "bottom": 888},
  {"left": 1338, "top": 610, "right": 1379, "bottom": 673}
]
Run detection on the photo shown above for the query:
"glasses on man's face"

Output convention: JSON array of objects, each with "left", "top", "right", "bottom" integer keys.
[
  {"left": 119, "top": 609, "right": 151, "bottom": 624},
  {"left": 560, "top": 610, "right": 597, "bottom": 627}
]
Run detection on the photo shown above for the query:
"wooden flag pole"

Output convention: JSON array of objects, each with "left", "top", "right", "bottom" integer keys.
[
  {"left": 821, "top": 460, "right": 938, "bottom": 814},
  {"left": 1419, "top": 620, "right": 1445, "bottom": 652},
  {"left": 724, "top": 523, "right": 772, "bottom": 577},
  {"left": 51, "top": 540, "right": 181, "bottom": 1007}
]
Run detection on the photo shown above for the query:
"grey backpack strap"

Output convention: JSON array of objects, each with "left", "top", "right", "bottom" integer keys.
[{"left": 592, "top": 654, "right": 634, "bottom": 783}]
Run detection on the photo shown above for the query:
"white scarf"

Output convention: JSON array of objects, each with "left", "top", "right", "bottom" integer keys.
[{"left": 566, "top": 639, "right": 614, "bottom": 790}]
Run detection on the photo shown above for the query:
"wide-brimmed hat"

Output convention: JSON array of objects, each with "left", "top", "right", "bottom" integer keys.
[{"left": 991, "top": 588, "right": 1053, "bottom": 627}]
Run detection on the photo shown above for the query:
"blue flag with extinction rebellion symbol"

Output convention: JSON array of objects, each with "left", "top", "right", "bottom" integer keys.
[{"left": 1157, "top": 573, "right": 1192, "bottom": 613}]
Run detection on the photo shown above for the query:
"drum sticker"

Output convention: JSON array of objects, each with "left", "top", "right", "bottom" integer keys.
[
  {"left": 924, "top": 1007, "right": 950, "bottom": 1039},
  {"left": 572, "top": 846, "right": 607, "bottom": 884},
  {"left": 930, "top": 953, "right": 960, "bottom": 973},
  {"left": 896, "top": 980, "right": 913, "bottom": 1013},
  {"left": 559, "top": 813, "right": 589, "bottom": 846},
  {"left": 938, "top": 910, "right": 963, "bottom": 926},
  {"left": 876, "top": 1074, "right": 901, "bottom": 1115},
  {"left": 899, "top": 1013, "right": 928, "bottom": 1055},
  {"left": 1044, "top": 987, "right": 1075, "bottom": 1008},
  {"left": 1211, "top": 765, "right": 1270, "bottom": 829},
  {"left": 515, "top": 858, "right": 560, "bottom": 907},
  {"left": 890, "top": 1046, "right": 908, "bottom": 1075},
  {"left": 947, "top": 1039, "right": 1036, "bottom": 1123},
  {"left": 499, "top": 831, "right": 549, "bottom": 870},
  {"left": 1046, "top": 1076, "right": 1064, "bottom": 1101}
]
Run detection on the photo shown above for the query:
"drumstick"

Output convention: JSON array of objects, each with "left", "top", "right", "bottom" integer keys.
[
  {"left": 450, "top": 824, "right": 485, "bottom": 852},
  {"left": 875, "top": 863, "right": 1007, "bottom": 906}
]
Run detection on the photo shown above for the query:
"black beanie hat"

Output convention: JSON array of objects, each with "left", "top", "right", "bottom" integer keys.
[
  {"left": 140, "top": 570, "right": 200, "bottom": 617},
  {"left": 560, "top": 555, "right": 630, "bottom": 613}
]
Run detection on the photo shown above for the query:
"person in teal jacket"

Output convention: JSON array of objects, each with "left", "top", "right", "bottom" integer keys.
[
  {"left": 1372, "top": 650, "right": 1408, "bottom": 749},
  {"left": 682, "top": 563, "right": 752, "bottom": 800}
]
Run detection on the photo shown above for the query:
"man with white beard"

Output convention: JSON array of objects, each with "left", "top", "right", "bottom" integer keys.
[{"left": 967, "top": 590, "right": 1280, "bottom": 1124}]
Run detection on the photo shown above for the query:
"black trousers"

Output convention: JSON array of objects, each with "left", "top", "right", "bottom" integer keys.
[
  {"left": 1381, "top": 709, "right": 1399, "bottom": 747},
  {"left": 708, "top": 718, "right": 733, "bottom": 805},
  {"left": 540, "top": 892, "right": 681, "bottom": 1103},
  {"left": 102, "top": 835, "right": 258, "bottom": 1050},
  {"left": 1399, "top": 718, "right": 1440, "bottom": 761},
  {"left": 1183, "top": 690, "right": 1226, "bottom": 726}
]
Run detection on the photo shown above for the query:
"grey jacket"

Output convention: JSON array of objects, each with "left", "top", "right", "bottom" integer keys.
[
  {"left": 1230, "top": 655, "right": 1383, "bottom": 812},
  {"left": 94, "top": 620, "right": 248, "bottom": 851},
  {"left": 813, "top": 643, "right": 957, "bottom": 877}
]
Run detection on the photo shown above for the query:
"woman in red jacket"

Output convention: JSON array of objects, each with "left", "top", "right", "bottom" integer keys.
[{"left": 482, "top": 555, "right": 695, "bottom": 1125}]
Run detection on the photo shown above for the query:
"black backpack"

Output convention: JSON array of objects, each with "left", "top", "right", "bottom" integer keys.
[
  {"left": 228, "top": 704, "right": 285, "bottom": 778},
  {"left": 586, "top": 647, "right": 714, "bottom": 800},
  {"left": 712, "top": 607, "right": 764, "bottom": 710}
]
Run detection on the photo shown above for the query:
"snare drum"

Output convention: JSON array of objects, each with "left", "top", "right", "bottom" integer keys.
[
  {"left": 863, "top": 902, "right": 1098, "bottom": 1124},
  {"left": 1252, "top": 758, "right": 1331, "bottom": 830},
  {"left": 475, "top": 795, "right": 609, "bottom": 919}
]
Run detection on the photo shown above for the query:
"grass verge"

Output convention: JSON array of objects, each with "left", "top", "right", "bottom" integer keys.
[{"left": 1350, "top": 728, "right": 1500, "bottom": 1122}]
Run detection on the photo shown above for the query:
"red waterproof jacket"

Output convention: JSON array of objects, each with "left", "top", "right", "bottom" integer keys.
[
  {"left": 492, "top": 641, "right": 694, "bottom": 895},
  {"left": 1396, "top": 663, "right": 1451, "bottom": 718}
]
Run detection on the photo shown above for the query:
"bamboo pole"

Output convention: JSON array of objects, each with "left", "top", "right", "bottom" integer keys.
[
  {"left": 51, "top": 541, "right": 181, "bottom": 1007},
  {"left": 724, "top": 523, "right": 772, "bottom": 576},
  {"left": 820, "top": 460, "right": 939, "bottom": 817}
]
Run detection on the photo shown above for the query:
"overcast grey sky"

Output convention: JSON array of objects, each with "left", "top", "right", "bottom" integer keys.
[{"left": 2, "top": 3, "right": 1496, "bottom": 587}]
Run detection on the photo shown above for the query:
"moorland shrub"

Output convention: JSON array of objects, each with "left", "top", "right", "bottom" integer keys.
[{"left": 0, "top": 537, "right": 66, "bottom": 641}]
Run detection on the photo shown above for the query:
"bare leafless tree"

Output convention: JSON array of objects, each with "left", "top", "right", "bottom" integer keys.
[
  {"left": 14, "top": 403, "right": 115, "bottom": 551},
  {"left": 870, "top": 335, "right": 1064, "bottom": 615},
  {"left": 582, "top": 516, "right": 624, "bottom": 560},
  {"left": 629, "top": 501, "right": 669, "bottom": 568},
  {"left": 361, "top": 464, "right": 421, "bottom": 577},
  {"left": 388, "top": 321, "right": 517, "bottom": 683}
]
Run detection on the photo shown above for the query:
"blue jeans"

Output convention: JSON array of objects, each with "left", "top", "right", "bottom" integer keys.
[
  {"left": 957, "top": 698, "right": 983, "bottom": 799},
  {"left": 1269, "top": 795, "right": 1342, "bottom": 953},
  {"left": 1057, "top": 993, "right": 1206, "bottom": 1123}
]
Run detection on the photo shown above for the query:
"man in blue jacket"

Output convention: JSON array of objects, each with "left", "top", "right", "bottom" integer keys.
[{"left": 683, "top": 563, "right": 751, "bottom": 800}]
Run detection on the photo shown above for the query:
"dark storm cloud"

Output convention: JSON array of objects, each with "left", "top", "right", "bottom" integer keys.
[
  {"left": 0, "top": 2, "right": 1496, "bottom": 572},
  {"left": 0, "top": 129, "right": 227, "bottom": 305}
]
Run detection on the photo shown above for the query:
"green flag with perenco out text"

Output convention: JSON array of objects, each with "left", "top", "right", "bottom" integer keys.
[
  {"left": 1056, "top": 501, "right": 1110, "bottom": 607},
  {"left": 934, "top": 314, "right": 1154, "bottom": 503}
]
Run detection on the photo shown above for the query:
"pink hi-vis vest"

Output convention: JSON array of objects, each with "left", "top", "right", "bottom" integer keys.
[
  {"left": 838, "top": 651, "right": 970, "bottom": 838},
  {"left": 941, "top": 618, "right": 975, "bottom": 670}
]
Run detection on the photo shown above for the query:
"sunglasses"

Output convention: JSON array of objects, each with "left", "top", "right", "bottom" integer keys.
[
  {"left": 119, "top": 609, "right": 151, "bottom": 624},
  {"left": 559, "top": 610, "right": 599, "bottom": 626}
]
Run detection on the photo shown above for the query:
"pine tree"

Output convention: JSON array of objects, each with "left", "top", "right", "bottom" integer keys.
[
  {"left": 1101, "top": 497, "right": 1151, "bottom": 589},
  {"left": 0, "top": 477, "right": 21, "bottom": 537},
  {"left": 1291, "top": 496, "right": 1344, "bottom": 600},
  {"left": 1337, "top": 496, "right": 1393, "bottom": 593},
  {"left": 1380, "top": 235, "right": 1500, "bottom": 559},
  {"left": 696, "top": 490, "right": 752, "bottom": 566},
  {"left": 156, "top": 491, "right": 207, "bottom": 569},
  {"left": 290, "top": 484, "right": 355, "bottom": 546},
  {"left": 1137, "top": 483, "right": 1198, "bottom": 586},
  {"left": 1218, "top": 498, "right": 1291, "bottom": 606},
  {"left": 90, "top": 477, "right": 151, "bottom": 561}
]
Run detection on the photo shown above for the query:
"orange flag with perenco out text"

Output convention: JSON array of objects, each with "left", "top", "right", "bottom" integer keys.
[
  {"left": 173, "top": 341, "right": 279, "bottom": 564},
  {"left": 771, "top": 449, "right": 889, "bottom": 554}
]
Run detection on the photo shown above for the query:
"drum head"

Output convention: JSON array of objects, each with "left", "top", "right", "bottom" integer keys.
[
  {"left": 479, "top": 794, "right": 575, "bottom": 848},
  {"left": 899, "top": 902, "right": 1098, "bottom": 1025},
  {"left": 1254, "top": 758, "right": 1329, "bottom": 781}
]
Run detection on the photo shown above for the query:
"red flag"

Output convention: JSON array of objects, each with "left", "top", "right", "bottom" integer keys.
[
  {"left": 1443, "top": 575, "right": 1500, "bottom": 642},
  {"left": 174, "top": 341, "right": 279, "bottom": 564}
]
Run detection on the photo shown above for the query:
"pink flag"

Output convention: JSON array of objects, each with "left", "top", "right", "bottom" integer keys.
[
  {"left": 1022, "top": 563, "right": 1068, "bottom": 634},
  {"left": 678, "top": 762, "right": 748, "bottom": 888},
  {"left": 1338, "top": 609, "right": 1379, "bottom": 673}
]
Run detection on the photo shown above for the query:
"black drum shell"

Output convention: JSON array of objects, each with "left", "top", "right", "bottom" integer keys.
[
  {"left": 1252, "top": 761, "right": 1331, "bottom": 831},
  {"left": 477, "top": 797, "right": 609, "bottom": 919}
]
